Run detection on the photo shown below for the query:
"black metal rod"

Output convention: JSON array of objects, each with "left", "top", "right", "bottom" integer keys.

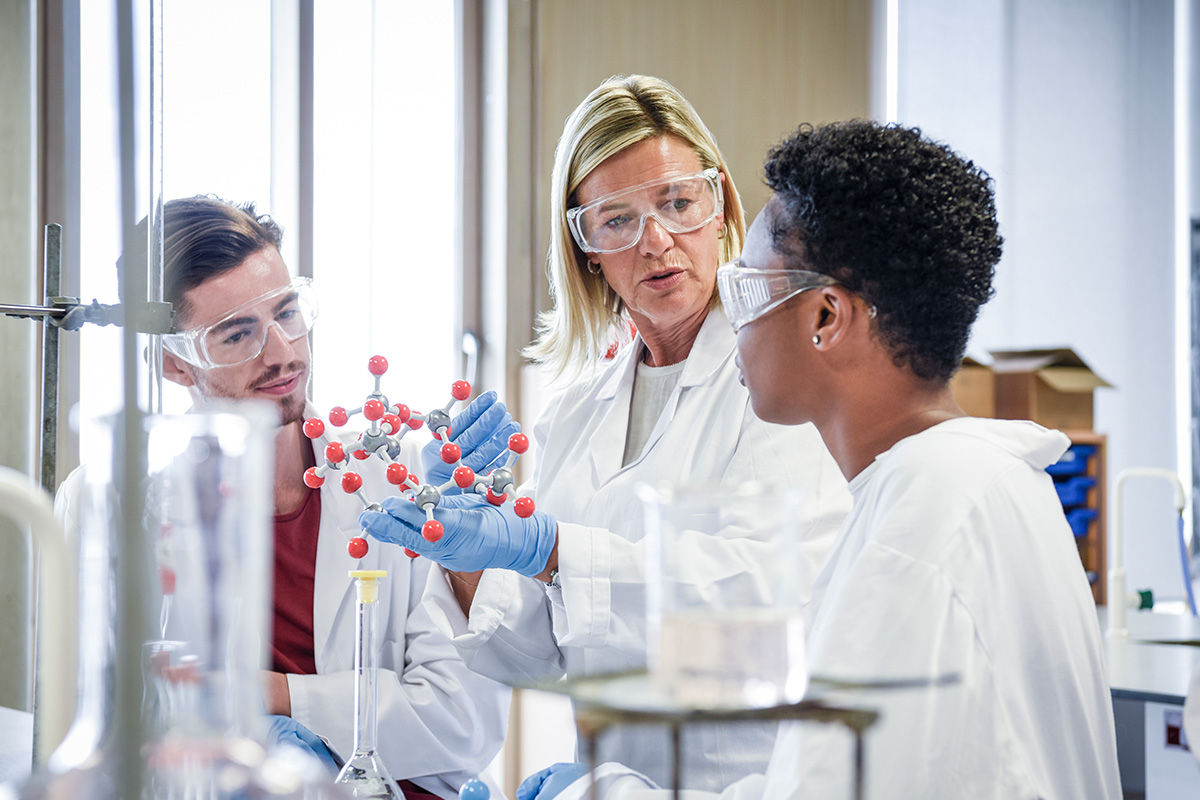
[
  {"left": 671, "top": 724, "right": 682, "bottom": 800},
  {"left": 39, "top": 224, "right": 62, "bottom": 498},
  {"left": 854, "top": 730, "right": 865, "bottom": 800},
  {"left": 29, "top": 222, "right": 61, "bottom": 768}
]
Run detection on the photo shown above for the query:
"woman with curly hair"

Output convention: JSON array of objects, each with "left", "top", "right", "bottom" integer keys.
[{"left": 519, "top": 121, "right": 1120, "bottom": 799}]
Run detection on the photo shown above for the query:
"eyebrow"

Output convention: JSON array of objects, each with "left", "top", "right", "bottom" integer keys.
[
  {"left": 209, "top": 315, "right": 257, "bottom": 335},
  {"left": 206, "top": 291, "right": 300, "bottom": 335},
  {"left": 273, "top": 291, "right": 299, "bottom": 313}
]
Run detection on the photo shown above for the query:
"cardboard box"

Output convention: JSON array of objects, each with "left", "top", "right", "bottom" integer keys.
[
  {"left": 950, "top": 356, "right": 995, "bottom": 418},
  {"left": 989, "top": 348, "right": 1111, "bottom": 430}
]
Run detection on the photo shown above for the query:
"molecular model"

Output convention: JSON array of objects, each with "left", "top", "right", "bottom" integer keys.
[{"left": 300, "top": 355, "right": 534, "bottom": 559}]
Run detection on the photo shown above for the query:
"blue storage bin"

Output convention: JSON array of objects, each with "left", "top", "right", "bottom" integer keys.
[
  {"left": 1054, "top": 475, "right": 1095, "bottom": 506},
  {"left": 1064, "top": 506, "right": 1098, "bottom": 537},
  {"left": 1046, "top": 444, "right": 1097, "bottom": 477}
]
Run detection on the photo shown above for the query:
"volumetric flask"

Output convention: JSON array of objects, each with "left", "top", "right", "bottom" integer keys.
[{"left": 639, "top": 481, "right": 809, "bottom": 708}]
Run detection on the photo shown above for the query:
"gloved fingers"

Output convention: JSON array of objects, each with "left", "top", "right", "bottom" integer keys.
[
  {"left": 462, "top": 421, "right": 521, "bottom": 472},
  {"left": 448, "top": 390, "right": 500, "bottom": 441},
  {"left": 518, "top": 763, "right": 590, "bottom": 800},
  {"left": 516, "top": 764, "right": 555, "bottom": 800},
  {"left": 359, "top": 499, "right": 425, "bottom": 548},
  {"left": 435, "top": 493, "right": 490, "bottom": 511},
  {"left": 451, "top": 396, "right": 511, "bottom": 453},
  {"left": 539, "top": 767, "right": 590, "bottom": 799}
]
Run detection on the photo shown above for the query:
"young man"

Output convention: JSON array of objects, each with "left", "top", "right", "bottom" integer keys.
[
  {"left": 520, "top": 122, "right": 1121, "bottom": 799},
  {"left": 152, "top": 196, "right": 509, "bottom": 799}
]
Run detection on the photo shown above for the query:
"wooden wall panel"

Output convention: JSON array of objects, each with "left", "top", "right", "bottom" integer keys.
[{"left": 533, "top": 0, "right": 872, "bottom": 239}]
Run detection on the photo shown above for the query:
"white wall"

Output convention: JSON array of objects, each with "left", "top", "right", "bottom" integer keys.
[{"left": 898, "top": 0, "right": 1182, "bottom": 598}]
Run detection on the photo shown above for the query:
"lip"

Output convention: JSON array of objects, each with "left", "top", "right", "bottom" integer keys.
[
  {"left": 256, "top": 372, "right": 302, "bottom": 396},
  {"left": 641, "top": 268, "right": 685, "bottom": 290}
]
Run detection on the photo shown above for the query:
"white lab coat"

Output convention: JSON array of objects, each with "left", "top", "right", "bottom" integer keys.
[
  {"left": 55, "top": 406, "right": 511, "bottom": 800},
  {"left": 423, "top": 308, "right": 851, "bottom": 791},
  {"left": 554, "top": 418, "right": 1122, "bottom": 800}
]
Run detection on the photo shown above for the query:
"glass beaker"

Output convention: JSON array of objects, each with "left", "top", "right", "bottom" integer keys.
[
  {"left": 4, "top": 405, "right": 347, "bottom": 799},
  {"left": 640, "top": 480, "right": 809, "bottom": 709}
]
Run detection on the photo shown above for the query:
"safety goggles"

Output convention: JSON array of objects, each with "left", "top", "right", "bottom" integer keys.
[
  {"left": 717, "top": 261, "right": 837, "bottom": 332},
  {"left": 162, "top": 277, "right": 318, "bottom": 369},
  {"left": 567, "top": 167, "right": 723, "bottom": 254}
]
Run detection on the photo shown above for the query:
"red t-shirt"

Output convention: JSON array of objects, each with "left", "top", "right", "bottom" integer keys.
[
  {"left": 272, "top": 489, "right": 447, "bottom": 800},
  {"left": 272, "top": 488, "right": 321, "bottom": 675}
]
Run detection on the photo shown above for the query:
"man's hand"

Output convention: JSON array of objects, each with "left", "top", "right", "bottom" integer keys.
[
  {"left": 359, "top": 493, "right": 557, "bottom": 577},
  {"left": 261, "top": 670, "right": 291, "bottom": 717},
  {"left": 265, "top": 715, "right": 339, "bottom": 774}
]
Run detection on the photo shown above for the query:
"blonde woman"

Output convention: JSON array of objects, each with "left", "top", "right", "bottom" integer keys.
[{"left": 363, "top": 75, "right": 849, "bottom": 792}]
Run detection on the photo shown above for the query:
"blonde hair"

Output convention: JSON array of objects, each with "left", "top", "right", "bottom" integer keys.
[{"left": 523, "top": 74, "right": 745, "bottom": 379}]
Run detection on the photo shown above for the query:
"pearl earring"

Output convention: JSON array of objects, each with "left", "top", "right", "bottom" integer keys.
[{"left": 812, "top": 334, "right": 821, "bottom": 346}]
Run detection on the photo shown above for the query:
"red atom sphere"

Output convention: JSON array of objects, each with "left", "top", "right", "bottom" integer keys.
[
  {"left": 486, "top": 488, "right": 507, "bottom": 506},
  {"left": 453, "top": 466, "right": 475, "bottom": 488},
  {"left": 347, "top": 537, "right": 369, "bottom": 559},
  {"left": 382, "top": 413, "right": 402, "bottom": 435},
  {"left": 368, "top": 355, "right": 388, "bottom": 376},
  {"left": 159, "top": 566, "right": 176, "bottom": 595},
  {"left": 514, "top": 496, "right": 536, "bottom": 518},
  {"left": 386, "top": 463, "right": 409, "bottom": 485},
  {"left": 507, "top": 432, "right": 530, "bottom": 454},
  {"left": 404, "top": 548, "right": 420, "bottom": 559},
  {"left": 422, "top": 520, "right": 445, "bottom": 543},
  {"left": 330, "top": 407, "right": 349, "bottom": 426},
  {"left": 352, "top": 448, "right": 370, "bottom": 460},
  {"left": 451, "top": 380, "right": 471, "bottom": 401},
  {"left": 341, "top": 472, "right": 363, "bottom": 493},
  {"left": 394, "top": 403, "right": 411, "bottom": 423},
  {"left": 303, "top": 417, "right": 325, "bottom": 439},
  {"left": 363, "top": 399, "right": 385, "bottom": 421},
  {"left": 433, "top": 425, "right": 452, "bottom": 441},
  {"left": 407, "top": 416, "right": 424, "bottom": 430},
  {"left": 304, "top": 467, "right": 325, "bottom": 488},
  {"left": 325, "top": 441, "right": 345, "bottom": 464},
  {"left": 441, "top": 443, "right": 462, "bottom": 464}
]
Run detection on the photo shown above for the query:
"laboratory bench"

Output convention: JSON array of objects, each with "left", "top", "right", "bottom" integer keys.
[
  {"left": 1098, "top": 607, "right": 1200, "bottom": 799},
  {"left": 3, "top": 610, "right": 1200, "bottom": 796}
]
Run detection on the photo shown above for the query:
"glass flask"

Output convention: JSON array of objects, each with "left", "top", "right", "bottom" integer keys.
[
  {"left": 3, "top": 406, "right": 347, "bottom": 799},
  {"left": 334, "top": 571, "right": 404, "bottom": 799},
  {"left": 639, "top": 480, "right": 809, "bottom": 708}
]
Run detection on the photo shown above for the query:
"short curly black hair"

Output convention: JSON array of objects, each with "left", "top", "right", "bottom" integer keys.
[{"left": 763, "top": 120, "right": 1002, "bottom": 383}]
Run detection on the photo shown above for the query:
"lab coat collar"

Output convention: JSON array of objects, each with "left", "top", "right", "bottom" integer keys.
[
  {"left": 589, "top": 306, "right": 735, "bottom": 478},
  {"left": 301, "top": 401, "right": 381, "bottom": 669},
  {"left": 595, "top": 305, "right": 735, "bottom": 400}
]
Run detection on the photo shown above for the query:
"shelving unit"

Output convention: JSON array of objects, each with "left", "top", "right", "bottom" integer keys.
[{"left": 1054, "top": 430, "right": 1107, "bottom": 605}]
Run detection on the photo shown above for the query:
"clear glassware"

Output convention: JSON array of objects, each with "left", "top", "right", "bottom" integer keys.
[
  {"left": 334, "top": 571, "right": 405, "bottom": 799},
  {"left": 3, "top": 406, "right": 348, "bottom": 799},
  {"left": 640, "top": 480, "right": 809, "bottom": 709}
]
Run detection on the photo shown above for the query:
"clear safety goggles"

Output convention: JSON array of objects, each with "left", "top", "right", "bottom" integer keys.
[
  {"left": 567, "top": 167, "right": 724, "bottom": 254},
  {"left": 717, "top": 261, "right": 837, "bottom": 332},
  {"left": 162, "top": 277, "right": 318, "bottom": 369}
]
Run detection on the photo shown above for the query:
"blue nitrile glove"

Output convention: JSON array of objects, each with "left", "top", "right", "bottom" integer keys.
[
  {"left": 516, "top": 762, "right": 591, "bottom": 800},
  {"left": 265, "top": 715, "right": 340, "bottom": 775},
  {"left": 421, "top": 391, "right": 521, "bottom": 491},
  {"left": 359, "top": 493, "right": 557, "bottom": 577}
]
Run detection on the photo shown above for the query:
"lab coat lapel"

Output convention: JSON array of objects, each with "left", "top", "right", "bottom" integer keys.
[
  {"left": 306, "top": 406, "right": 373, "bottom": 673},
  {"left": 587, "top": 337, "right": 641, "bottom": 484},
  {"left": 620, "top": 307, "right": 736, "bottom": 468}
]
